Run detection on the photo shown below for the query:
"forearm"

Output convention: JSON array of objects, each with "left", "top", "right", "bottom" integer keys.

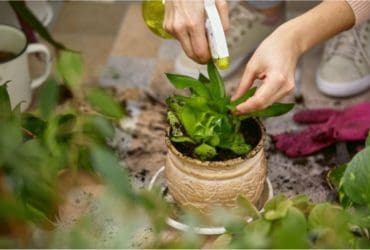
[{"left": 281, "top": 0, "right": 355, "bottom": 55}]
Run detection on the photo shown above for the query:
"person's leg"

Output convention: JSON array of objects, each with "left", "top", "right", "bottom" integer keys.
[
  {"left": 316, "top": 21, "right": 370, "bottom": 97},
  {"left": 175, "top": 1, "right": 285, "bottom": 77}
]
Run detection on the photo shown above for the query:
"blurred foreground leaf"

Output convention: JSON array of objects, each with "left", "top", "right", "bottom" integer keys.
[
  {"left": 90, "top": 145, "right": 133, "bottom": 200},
  {"left": 343, "top": 147, "right": 370, "bottom": 206},
  {"left": 57, "top": 51, "right": 83, "bottom": 89},
  {"left": 86, "top": 88, "right": 125, "bottom": 119},
  {"left": 38, "top": 78, "right": 59, "bottom": 119}
]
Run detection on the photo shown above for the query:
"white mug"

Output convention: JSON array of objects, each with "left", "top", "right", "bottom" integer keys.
[{"left": 0, "top": 24, "right": 51, "bottom": 111}]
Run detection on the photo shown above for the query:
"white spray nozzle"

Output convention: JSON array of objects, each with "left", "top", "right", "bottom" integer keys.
[{"left": 204, "top": 0, "right": 229, "bottom": 69}]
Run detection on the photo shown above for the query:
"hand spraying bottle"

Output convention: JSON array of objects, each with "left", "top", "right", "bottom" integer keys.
[{"left": 142, "top": 0, "right": 230, "bottom": 70}]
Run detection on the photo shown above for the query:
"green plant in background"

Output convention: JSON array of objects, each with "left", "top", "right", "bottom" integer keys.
[
  {"left": 166, "top": 62, "right": 293, "bottom": 160},
  {"left": 0, "top": 62, "right": 172, "bottom": 248},
  {"left": 0, "top": 3, "right": 174, "bottom": 248},
  {"left": 208, "top": 133, "right": 370, "bottom": 249}
]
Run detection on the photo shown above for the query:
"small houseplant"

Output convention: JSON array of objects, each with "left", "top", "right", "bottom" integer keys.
[{"left": 165, "top": 62, "right": 293, "bottom": 215}]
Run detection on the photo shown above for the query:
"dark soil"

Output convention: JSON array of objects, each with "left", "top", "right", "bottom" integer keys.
[
  {"left": 172, "top": 118, "right": 262, "bottom": 161},
  {"left": 294, "top": 94, "right": 305, "bottom": 105}
]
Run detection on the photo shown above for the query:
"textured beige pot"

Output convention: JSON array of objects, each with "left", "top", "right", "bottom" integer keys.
[{"left": 165, "top": 118, "right": 267, "bottom": 215}]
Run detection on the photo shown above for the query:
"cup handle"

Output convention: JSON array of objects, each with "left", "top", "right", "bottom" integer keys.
[{"left": 26, "top": 43, "right": 52, "bottom": 89}]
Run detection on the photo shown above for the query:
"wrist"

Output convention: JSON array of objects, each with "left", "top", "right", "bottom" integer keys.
[{"left": 274, "top": 21, "right": 306, "bottom": 58}]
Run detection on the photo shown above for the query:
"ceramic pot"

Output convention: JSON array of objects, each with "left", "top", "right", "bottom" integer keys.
[{"left": 165, "top": 118, "right": 267, "bottom": 215}]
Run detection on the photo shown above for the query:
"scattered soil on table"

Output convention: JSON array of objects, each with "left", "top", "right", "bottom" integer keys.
[
  {"left": 134, "top": 169, "right": 149, "bottom": 182},
  {"left": 112, "top": 75, "right": 364, "bottom": 204},
  {"left": 293, "top": 158, "right": 309, "bottom": 166},
  {"left": 117, "top": 90, "right": 168, "bottom": 179}
]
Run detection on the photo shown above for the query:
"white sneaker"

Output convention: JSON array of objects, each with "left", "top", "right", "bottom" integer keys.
[
  {"left": 174, "top": 2, "right": 284, "bottom": 78},
  {"left": 316, "top": 21, "right": 370, "bottom": 97}
]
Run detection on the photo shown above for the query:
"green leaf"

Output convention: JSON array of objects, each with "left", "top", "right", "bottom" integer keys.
[
  {"left": 194, "top": 143, "right": 216, "bottom": 160},
  {"left": 167, "top": 111, "right": 183, "bottom": 137},
  {"left": 81, "top": 115, "right": 115, "bottom": 143},
  {"left": 212, "top": 97, "right": 231, "bottom": 114},
  {"left": 90, "top": 145, "right": 134, "bottom": 200},
  {"left": 9, "top": 2, "right": 68, "bottom": 50},
  {"left": 207, "top": 62, "right": 225, "bottom": 99},
  {"left": 354, "top": 238, "right": 370, "bottom": 249},
  {"left": 271, "top": 207, "right": 309, "bottom": 249},
  {"left": 290, "top": 195, "right": 313, "bottom": 216},
  {"left": 308, "top": 203, "right": 352, "bottom": 248},
  {"left": 366, "top": 131, "right": 370, "bottom": 147},
  {"left": 236, "top": 195, "right": 261, "bottom": 220},
  {"left": 21, "top": 113, "right": 46, "bottom": 138},
  {"left": 236, "top": 219, "right": 271, "bottom": 249},
  {"left": 86, "top": 88, "right": 124, "bottom": 119},
  {"left": 241, "top": 103, "right": 294, "bottom": 119},
  {"left": 25, "top": 203, "right": 51, "bottom": 227},
  {"left": 308, "top": 203, "right": 349, "bottom": 230},
  {"left": 57, "top": 51, "right": 83, "bottom": 89},
  {"left": 0, "top": 83, "right": 11, "bottom": 120},
  {"left": 38, "top": 78, "right": 59, "bottom": 119},
  {"left": 171, "top": 136, "right": 195, "bottom": 144},
  {"left": 264, "top": 194, "right": 293, "bottom": 221},
  {"left": 327, "top": 164, "right": 347, "bottom": 191},
  {"left": 198, "top": 73, "right": 209, "bottom": 84},
  {"left": 348, "top": 205, "right": 370, "bottom": 228},
  {"left": 165, "top": 73, "right": 210, "bottom": 98},
  {"left": 55, "top": 114, "right": 76, "bottom": 142},
  {"left": 228, "top": 87, "right": 257, "bottom": 110},
  {"left": 327, "top": 164, "right": 353, "bottom": 207},
  {"left": 227, "top": 135, "right": 251, "bottom": 155},
  {"left": 90, "top": 115, "right": 115, "bottom": 139},
  {"left": 343, "top": 147, "right": 370, "bottom": 205},
  {"left": 0, "top": 110, "right": 22, "bottom": 162}
]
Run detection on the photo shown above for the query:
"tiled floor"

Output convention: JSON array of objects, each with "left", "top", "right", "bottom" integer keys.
[{"left": 51, "top": 1, "right": 370, "bottom": 246}]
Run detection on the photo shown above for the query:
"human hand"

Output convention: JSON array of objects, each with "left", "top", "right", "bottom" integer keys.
[
  {"left": 163, "top": 0, "right": 229, "bottom": 64},
  {"left": 232, "top": 23, "right": 302, "bottom": 114}
]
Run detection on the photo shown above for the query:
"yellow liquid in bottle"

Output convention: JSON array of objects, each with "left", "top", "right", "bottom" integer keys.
[{"left": 142, "top": 0, "right": 172, "bottom": 39}]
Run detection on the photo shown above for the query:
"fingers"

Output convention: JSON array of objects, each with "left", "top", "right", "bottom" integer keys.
[
  {"left": 236, "top": 72, "right": 295, "bottom": 114},
  {"left": 215, "top": 0, "right": 230, "bottom": 31},
  {"left": 235, "top": 77, "right": 278, "bottom": 114},
  {"left": 163, "top": 0, "right": 221, "bottom": 64},
  {"left": 231, "top": 64, "right": 257, "bottom": 101},
  {"left": 189, "top": 18, "right": 211, "bottom": 63},
  {"left": 177, "top": 30, "right": 196, "bottom": 60}
]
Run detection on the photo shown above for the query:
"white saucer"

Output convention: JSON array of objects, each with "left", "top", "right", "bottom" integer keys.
[{"left": 148, "top": 166, "right": 274, "bottom": 235}]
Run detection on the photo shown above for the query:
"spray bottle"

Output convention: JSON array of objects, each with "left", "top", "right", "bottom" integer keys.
[{"left": 142, "top": 0, "right": 230, "bottom": 70}]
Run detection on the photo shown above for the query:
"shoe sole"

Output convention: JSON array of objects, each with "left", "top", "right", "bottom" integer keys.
[
  {"left": 175, "top": 54, "right": 249, "bottom": 78},
  {"left": 316, "top": 72, "right": 370, "bottom": 97}
]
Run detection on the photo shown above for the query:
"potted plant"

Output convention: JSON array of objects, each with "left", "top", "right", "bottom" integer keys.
[{"left": 164, "top": 62, "right": 293, "bottom": 215}]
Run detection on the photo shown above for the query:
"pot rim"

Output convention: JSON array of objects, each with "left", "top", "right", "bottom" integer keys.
[{"left": 165, "top": 117, "right": 266, "bottom": 166}]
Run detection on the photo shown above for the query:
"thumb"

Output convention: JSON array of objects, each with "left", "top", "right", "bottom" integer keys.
[{"left": 232, "top": 65, "right": 256, "bottom": 101}]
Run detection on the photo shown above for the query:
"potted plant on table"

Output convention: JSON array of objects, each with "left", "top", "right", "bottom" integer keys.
[{"left": 165, "top": 62, "right": 293, "bottom": 215}]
